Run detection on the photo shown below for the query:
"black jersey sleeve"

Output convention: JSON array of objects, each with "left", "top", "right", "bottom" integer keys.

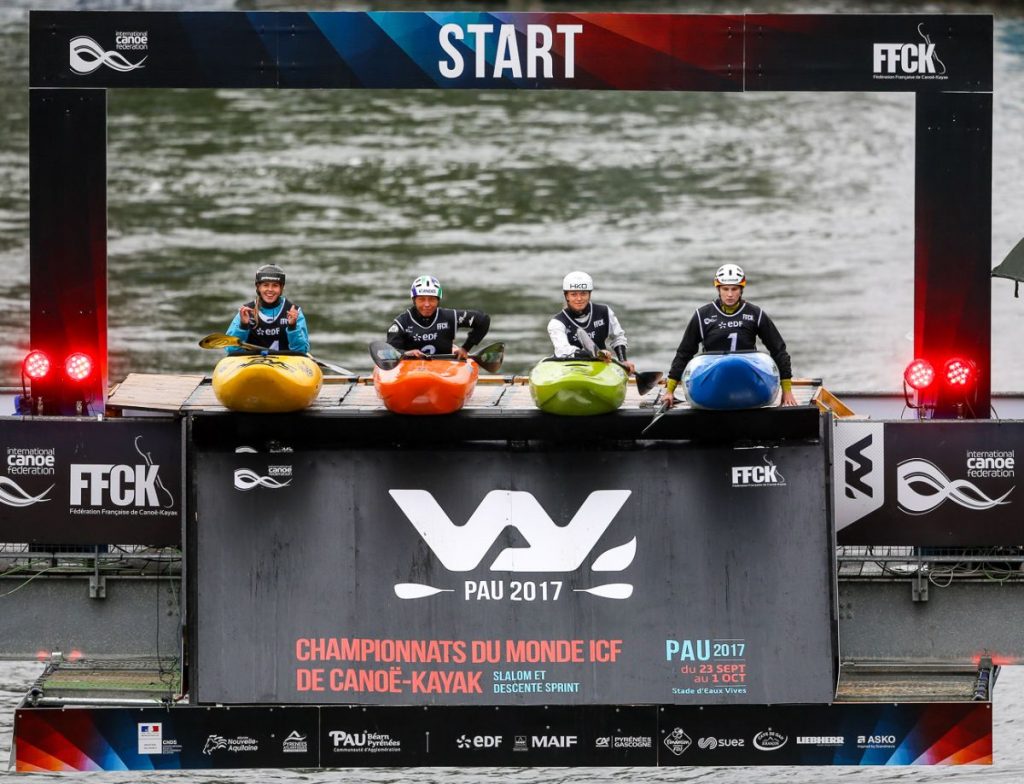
[
  {"left": 756, "top": 311, "right": 793, "bottom": 380},
  {"left": 455, "top": 309, "right": 490, "bottom": 351},
  {"left": 667, "top": 310, "right": 703, "bottom": 382},
  {"left": 386, "top": 320, "right": 408, "bottom": 351}
]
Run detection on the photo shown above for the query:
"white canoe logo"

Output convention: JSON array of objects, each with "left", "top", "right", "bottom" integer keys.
[
  {"left": 389, "top": 489, "right": 635, "bottom": 600},
  {"left": 70, "top": 36, "right": 147, "bottom": 75},
  {"left": 234, "top": 468, "right": 291, "bottom": 491},
  {"left": 0, "top": 476, "right": 53, "bottom": 508},
  {"left": 897, "top": 458, "right": 1013, "bottom": 514}
]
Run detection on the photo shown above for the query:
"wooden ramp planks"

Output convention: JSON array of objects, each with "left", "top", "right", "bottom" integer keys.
[{"left": 107, "top": 373, "right": 205, "bottom": 411}]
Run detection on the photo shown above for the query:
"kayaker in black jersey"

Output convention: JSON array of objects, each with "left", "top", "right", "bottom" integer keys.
[
  {"left": 662, "top": 264, "right": 797, "bottom": 407},
  {"left": 387, "top": 275, "right": 490, "bottom": 359},
  {"left": 547, "top": 271, "right": 636, "bottom": 375},
  {"left": 225, "top": 264, "right": 309, "bottom": 353}
]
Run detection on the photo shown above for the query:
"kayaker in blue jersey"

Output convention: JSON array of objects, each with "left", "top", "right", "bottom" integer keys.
[
  {"left": 547, "top": 271, "right": 636, "bottom": 374},
  {"left": 225, "top": 264, "right": 309, "bottom": 354},
  {"left": 387, "top": 275, "right": 490, "bottom": 358},
  {"left": 662, "top": 264, "right": 797, "bottom": 407}
]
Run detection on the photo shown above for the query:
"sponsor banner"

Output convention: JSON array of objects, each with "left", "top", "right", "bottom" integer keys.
[
  {"left": 16, "top": 702, "right": 990, "bottom": 770},
  {"left": 835, "top": 421, "right": 1023, "bottom": 545},
  {"left": 746, "top": 14, "right": 992, "bottom": 92},
  {"left": 321, "top": 705, "right": 656, "bottom": 766},
  {"left": 15, "top": 706, "right": 318, "bottom": 771},
  {"left": 0, "top": 418, "right": 182, "bottom": 545},
  {"left": 30, "top": 11, "right": 742, "bottom": 91},
  {"left": 195, "top": 441, "right": 834, "bottom": 705},
  {"left": 657, "top": 702, "right": 991, "bottom": 765}
]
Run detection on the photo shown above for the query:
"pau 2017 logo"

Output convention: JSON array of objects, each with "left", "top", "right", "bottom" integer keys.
[{"left": 389, "top": 489, "right": 636, "bottom": 601}]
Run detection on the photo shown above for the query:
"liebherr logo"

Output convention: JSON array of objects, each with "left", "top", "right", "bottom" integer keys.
[
  {"left": 873, "top": 24, "right": 947, "bottom": 79},
  {"left": 389, "top": 490, "right": 635, "bottom": 600}
]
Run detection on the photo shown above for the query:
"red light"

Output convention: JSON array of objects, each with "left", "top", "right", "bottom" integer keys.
[
  {"left": 903, "top": 358, "right": 935, "bottom": 391},
  {"left": 68, "top": 649, "right": 83, "bottom": 662},
  {"left": 23, "top": 350, "right": 51, "bottom": 380},
  {"left": 64, "top": 352, "right": 94, "bottom": 382},
  {"left": 943, "top": 357, "right": 977, "bottom": 388}
]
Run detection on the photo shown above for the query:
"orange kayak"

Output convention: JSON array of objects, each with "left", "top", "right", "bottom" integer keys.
[{"left": 373, "top": 359, "right": 479, "bottom": 415}]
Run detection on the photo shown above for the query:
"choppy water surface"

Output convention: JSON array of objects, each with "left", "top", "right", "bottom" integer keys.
[{"left": 1, "top": 0, "right": 1024, "bottom": 389}]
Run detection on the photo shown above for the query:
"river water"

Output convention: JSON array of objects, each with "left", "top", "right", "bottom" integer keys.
[
  {"left": 2, "top": 0, "right": 1024, "bottom": 780},
  {"left": 1, "top": 0, "right": 1024, "bottom": 390}
]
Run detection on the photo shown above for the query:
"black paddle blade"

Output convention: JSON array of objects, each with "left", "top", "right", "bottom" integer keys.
[
  {"left": 635, "top": 371, "right": 663, "bottom": 396},
  {"left": 369, "top": 341, "right": 402, "bottom": 371},
  {"left": 473, "top": 342, "right": 505, "bottom": 373},
  {"left": 198, "top": 333, "right": 240, "bottom": 350}
]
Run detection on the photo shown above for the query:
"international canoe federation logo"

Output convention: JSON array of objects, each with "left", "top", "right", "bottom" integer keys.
[
  {"left": 873, "top": 23, "right": 947, "bottom": 80},
  {"left": 663, "top": 728, "right": 692, "bottom": 756},
  {"left": 389, "top": 489, "right": 636, "bottom": 600},
  {"left": 70, "top": 36, "right": 147, "bottom": 75},
  {"left": 0, "top": 476, "right": 53, "bottom": 508},
  {"left": 897, "top": 459, "right": 1013, "bottom": 515},
  {"left": 234, "top": 468, "right": 291, "bottom": 491}
]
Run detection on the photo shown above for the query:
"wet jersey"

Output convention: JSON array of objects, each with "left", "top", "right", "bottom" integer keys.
[
  {"left": 667, "top": 299, "right": 792, "bottom": 381},
  {"left": 387, "top": 307, "right": 490, "bottom": 355},
  {"left": 548, "top": 303, "right": 628, "bottom": 359}
]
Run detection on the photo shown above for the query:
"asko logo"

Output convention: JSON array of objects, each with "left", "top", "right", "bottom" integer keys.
[
  {"left": 389, "top": 490, "right": 631, "bottom": 572},
  {"left": 873, "top": 24, "right": 947, "bottom": 78}
]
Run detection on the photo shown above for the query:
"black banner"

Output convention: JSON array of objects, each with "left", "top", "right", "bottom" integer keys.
[
  {"left": 15, "top": 701, "right": 992, "bottom": 769},
  {"left": 834, "top": 421, "right": 1023, "bottom": 545},
  {"left": 0, "top": 418, "right": 182, "bottom": 545},
  {"left": 193, "top": 440, "right": 835, "bottom": 706}
]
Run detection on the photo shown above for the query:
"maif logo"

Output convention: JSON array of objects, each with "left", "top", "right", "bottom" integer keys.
[
  {"left": 897, "top": 459, "right": 1013, "bottom": 515},
  {"left": 389, "top": 490, "right": 635, "bottom": 600},
  {"left": 70, "top": 36, "right": 147, "bottom": 75},
  {"left": 873, "top": 24, "right": 947, "bottom": 79}
]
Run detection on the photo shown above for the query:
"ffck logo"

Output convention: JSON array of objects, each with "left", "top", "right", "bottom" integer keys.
[
  {"left": 731, "top": 456, "right": 786, "bottom": 488},
  {"left": 70, "top": 436, "right": 174, "bottom": 508},
  {"left": 873, "top": 24, "right": 947, "bottom": 79},
  {"left": 389, "top": 490, "right": 636, "bottom": 600}
]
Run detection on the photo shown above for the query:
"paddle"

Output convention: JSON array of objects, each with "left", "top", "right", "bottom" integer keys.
[
  {"left": 368, "top": 341, "right": 506, "bottom": 374},
  {"left": 198, "top": 333, "right": 354, "bottom": 375},
  {"left": 573, "top": 328, "right": 663, "bottom": 396},
  {"left": 641, "top": 397, "right": 672, "bottom": 436}
]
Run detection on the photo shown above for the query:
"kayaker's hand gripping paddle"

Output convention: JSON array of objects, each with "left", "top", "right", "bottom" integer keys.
[{"left": 574, "top": 328, "right": 663, "bottom": 396}]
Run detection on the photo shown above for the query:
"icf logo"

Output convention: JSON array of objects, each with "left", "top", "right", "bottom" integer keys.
[{"left": 873, "top": 24, "right": 947, "bottom": 78}]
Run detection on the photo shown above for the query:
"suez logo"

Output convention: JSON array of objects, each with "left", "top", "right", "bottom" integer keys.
[
  {"left": 697, "top": 736, "right": 744, "bottom": 750},
  {"left": 872, "top": 23, "right": 948, "bottom": 79},
  {"left": 730, "top": 455, "right": 786, "bottom": 488},
  {"left": 388, "top": 489, "right": 636, "bottom": 602},
  {"left": 438, "top": 23, "right": 583, "bottom": 80}
]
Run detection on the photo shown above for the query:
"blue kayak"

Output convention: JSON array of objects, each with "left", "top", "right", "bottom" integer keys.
[{"left": 682, "top": 352, "right": 780, "bottom": 410}]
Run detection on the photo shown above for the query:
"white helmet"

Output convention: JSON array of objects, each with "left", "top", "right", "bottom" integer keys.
[
  {"left": 562, "top": 271, "right": 594, "bottom": 292},
  {"left": 410, "top": 275, "right": 442, "bottom": 299},
  {"left": 714, "top": 264, "right": 746, "bottom": 287}
]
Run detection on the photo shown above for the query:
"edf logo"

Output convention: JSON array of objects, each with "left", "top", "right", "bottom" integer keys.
[
  {"left": 873, "top": 43, "right": 937, "bottom": 74},
  {"left": 70, "top": 464, "right": 161, "bottom": 506}
]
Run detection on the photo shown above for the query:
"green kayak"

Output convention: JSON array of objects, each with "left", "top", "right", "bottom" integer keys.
[{"left": 529, "top": 359, "right": 628, "bottom": 416}]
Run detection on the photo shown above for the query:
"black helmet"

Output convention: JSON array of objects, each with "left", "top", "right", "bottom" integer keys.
[{"left": 255, "top": 264, "right": 286, "bottom": 286}]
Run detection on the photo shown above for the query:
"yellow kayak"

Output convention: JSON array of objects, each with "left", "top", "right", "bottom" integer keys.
[{"left": 212, "top": 354, "right": 322, "bottom": 413}]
